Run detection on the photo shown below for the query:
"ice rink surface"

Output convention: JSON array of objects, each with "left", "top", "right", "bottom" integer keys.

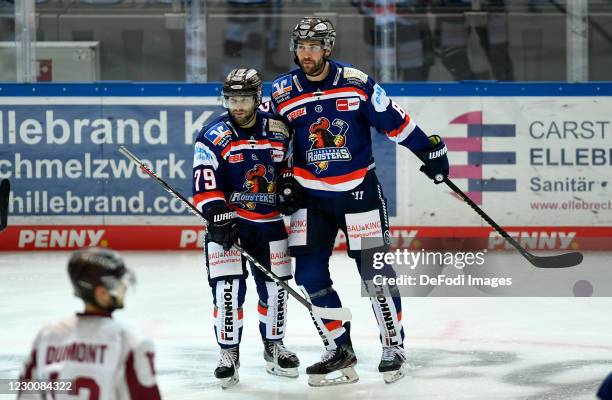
[{"left": 1, "top": 251, "right": 611, "bottom": 400}]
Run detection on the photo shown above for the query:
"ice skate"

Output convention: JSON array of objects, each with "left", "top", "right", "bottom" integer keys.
[
  {"left": 306, "top": 322, "right": 358, "bottom": 387},
  {"left": 378, "top": 345, "right": 409, "bottom": 384},
  {"left": 215, "top": 347, "right": 240, "bottom": 389},
  {"left": 263, "top": 339, "right": 300, "bottom": 378}
]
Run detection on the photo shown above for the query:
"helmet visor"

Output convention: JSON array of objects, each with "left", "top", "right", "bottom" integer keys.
[
  {"left": 290, "top": 39, "right": 331, "bottom": 52},
  {"left": 101, "top": 268, "right": 136, "bottom": 296},
  {"left": 104, "top": 268, "right": 136, "bottom": 309},
  {"left": 223, "top": 95, "right": 257, "bottom": 111},
  {"left": 295, "top": 43, "right": 324, "bottom": 54}
]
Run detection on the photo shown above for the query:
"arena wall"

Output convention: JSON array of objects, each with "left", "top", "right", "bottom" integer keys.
[{"left": 1, "top": 83, "right": 610, "bottom": 251}]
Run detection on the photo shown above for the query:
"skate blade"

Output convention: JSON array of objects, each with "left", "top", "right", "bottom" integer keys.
[
  {"left": 308, "top": 366, "right": 359, "bottom": 387},
  {"left": 383, "top": 363, "right": 409, "bottom": 384},
  {"left": 266, "top": 362, "right": 299, "bottom": 378},
  {"left": 219, "top": 372, "right": 239, "bottom": 389}
]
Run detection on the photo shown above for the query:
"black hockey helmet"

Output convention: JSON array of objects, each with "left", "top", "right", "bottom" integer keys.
[
  {"left": 290, "top": 16, "right": 336, "bottom": 52},
  {"left": 68, "top": 247, "right": 134, "bottom": 310},
  {"left": 222, "top": 68, "right": 263, "bottom": 107}
]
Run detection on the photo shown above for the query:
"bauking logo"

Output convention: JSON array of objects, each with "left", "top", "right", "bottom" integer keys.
[
  {"left": 18, "top": 229, "right": 106, "bottom": 248},
  {"left": 334, "top": 228, "right": 418, "bottom": 250}
]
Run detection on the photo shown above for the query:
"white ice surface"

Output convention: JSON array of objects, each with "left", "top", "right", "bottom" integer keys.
[{"left": 1, "top": 251, "right": 611, "bottom": 400}]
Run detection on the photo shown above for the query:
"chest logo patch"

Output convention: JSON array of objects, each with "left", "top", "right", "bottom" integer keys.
[
  {"left": 336, "top": 98, "right": 360, "bottom": 112},
  {"left": 288, "top": 107, "right": 307, "bottom": 121},
  {"left": 306, "top": 117, "right": 352, "bottom": 173},
  {"left": 230, "top": 164, "right": 276, "bottom": 209}
]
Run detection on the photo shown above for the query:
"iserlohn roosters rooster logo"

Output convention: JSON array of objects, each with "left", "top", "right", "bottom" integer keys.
[
  {"left": 308, "top": 117, "right": 348, "bottom": 173},
  {"left": 243, "top": 164, "right": 275, "bottom": 210}
]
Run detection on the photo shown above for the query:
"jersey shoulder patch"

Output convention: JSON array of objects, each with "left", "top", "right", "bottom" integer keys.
[
  {"left": 267, "top": 118, "right": 290, "bottom": 138},
  {"left": 194, "top": 141, "right": 219, "bottom": 169},
  {"left": 371, "top": 83, "right": 391, "bottom": 112},
  {"left": 202, "top": 121, "right": 232, "bottom": 147},
  {"left": 271, "top": 74, "right": 293, "bottom": 102},
  {"left": 343, "top": 67, "right": 369, "bottom": 84}
]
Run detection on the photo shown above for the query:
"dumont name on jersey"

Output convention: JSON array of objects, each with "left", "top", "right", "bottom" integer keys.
[
  {"left": 20, "top": 315, "right": 161, "bottom": 400},
  {"left": 45, "top": 342, "right": 109, "bottom": 364}
]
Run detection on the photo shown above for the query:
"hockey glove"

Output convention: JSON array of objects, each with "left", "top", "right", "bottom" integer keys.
[
  {"left": 417, "top": 135, "right": 449, "bottom": 184},
  {"left": 278, "top": 169, "right": 304, "bottom": 216},
  {"left": 206, "top": 205, "right": 239, "bottom": 251}
]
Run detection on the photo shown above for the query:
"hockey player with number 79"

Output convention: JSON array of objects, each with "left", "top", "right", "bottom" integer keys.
[
  {"left": 270, "top": 16, "right": 450, "bottom": 386},
  {"left": 192, "top": 68, "right": 300, "bottom": 388}
]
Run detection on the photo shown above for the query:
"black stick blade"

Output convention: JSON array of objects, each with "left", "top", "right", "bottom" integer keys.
[
  {"left": 0, "top": 179, "right": 10, "bottom": 232},
  {"left": 527, "top": 251, "right": 584, "bottom": 269}
]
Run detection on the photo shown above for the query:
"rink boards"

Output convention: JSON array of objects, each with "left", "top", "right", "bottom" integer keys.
[{"left": 0, "top": 82, "right": 610, "bottom": 250}]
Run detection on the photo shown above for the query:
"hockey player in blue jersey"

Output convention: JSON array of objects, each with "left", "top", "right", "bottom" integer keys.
[
  {"left": 192, "top": 68, "right": 300, "bottom": 388},
  {"left": 270, "top": 17, "right": 450, "bottom": 386}
]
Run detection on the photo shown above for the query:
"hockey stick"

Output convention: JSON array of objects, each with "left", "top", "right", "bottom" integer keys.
[
  {"left": 441, "top": 176, "right": 583, "bottom": 268},
  {"left": 0, "top": 179, "right": 9, "bottom": 232},
  {"left": 118, "top": 146, "right": 352, "bottom": 321}
]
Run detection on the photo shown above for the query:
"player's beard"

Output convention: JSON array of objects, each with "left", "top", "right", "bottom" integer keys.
[
  {"left": 300, "top": 56, "right": 327, "bottom": 77},
  {"left": 230, "top": 108, "right": 256, "bottom": 127}
]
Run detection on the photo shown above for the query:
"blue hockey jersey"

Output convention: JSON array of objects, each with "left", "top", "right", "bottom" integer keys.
[
  {"left": 192, "top": 111, "right": 290, "bottom": 223},
  {"left": 269, "top": 59, "right": 430, "bottom": 195}
]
